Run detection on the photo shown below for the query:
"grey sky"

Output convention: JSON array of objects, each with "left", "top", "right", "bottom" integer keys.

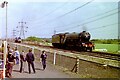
[{"left": 0, "top": 0, "right": 119, "bottom": 39}]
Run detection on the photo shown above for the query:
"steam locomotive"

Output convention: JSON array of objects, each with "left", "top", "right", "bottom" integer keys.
[{"left": 52, "top": 31, "right": 94, "bottom": 52}]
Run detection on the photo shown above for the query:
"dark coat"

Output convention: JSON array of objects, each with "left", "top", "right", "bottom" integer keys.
[
  {"left": 20, "top": 54, "right": 24, "bottom": 61},
  {"left": 26, "top": 52, "right": 35, "bottom": 63},
  {"left": 41, "top": 54, "right": 47, "bottom": 61},
  {"left": 7, "top": 54, "right": 15, "bottom": 62}
]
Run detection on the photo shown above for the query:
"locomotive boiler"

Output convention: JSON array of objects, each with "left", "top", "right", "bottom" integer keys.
[{"left": 52, "top": 31, "right": 94, "bottom": 52}]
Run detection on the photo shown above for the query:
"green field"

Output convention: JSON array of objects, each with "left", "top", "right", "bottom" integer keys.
[{"left": 94, "top": 43, "right": 120, "bottom": 54}]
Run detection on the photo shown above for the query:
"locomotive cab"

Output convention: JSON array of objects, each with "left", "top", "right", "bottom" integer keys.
[{"left": 52, "top": 33, "right": 66, "bottom": 48}]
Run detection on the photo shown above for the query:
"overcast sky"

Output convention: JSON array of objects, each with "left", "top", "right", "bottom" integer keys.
[{"left": 0, "top": 0, "right": 119, "bottom": 39}]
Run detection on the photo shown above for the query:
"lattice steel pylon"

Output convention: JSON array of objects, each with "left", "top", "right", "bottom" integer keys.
[{"left": 16, "top": 20, "right": 28, "bottom": 39}]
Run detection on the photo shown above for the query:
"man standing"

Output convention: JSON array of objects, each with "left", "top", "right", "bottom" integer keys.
[
  {"left": 20, "top": 50, "right": 25, "bottom": 73},
  {"left": 26, "top": 49, "right": 35, "bottom": 74}
]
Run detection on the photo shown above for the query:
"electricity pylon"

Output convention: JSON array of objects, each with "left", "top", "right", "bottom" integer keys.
[{"left": 16, "top": 20, "right": 28, "bottom": 39}]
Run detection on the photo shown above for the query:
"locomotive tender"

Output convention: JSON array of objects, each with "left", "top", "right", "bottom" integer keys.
[{"left": 52, "top": 31, "right": 94, "bottom": 52}]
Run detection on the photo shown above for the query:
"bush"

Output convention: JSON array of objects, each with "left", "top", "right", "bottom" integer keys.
[
  {"left": 25, "top": 36, "right": 42, "bottom": 42},
  {"left": 91, "top": 39, "right": 118, "bottom": 44}
]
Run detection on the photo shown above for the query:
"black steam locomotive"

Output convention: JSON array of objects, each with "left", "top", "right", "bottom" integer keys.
[{"left": 52, "top": 31, "right": 94, "bottom": 52}]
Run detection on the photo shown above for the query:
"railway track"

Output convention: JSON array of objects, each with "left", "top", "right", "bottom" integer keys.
[
  {"left": 74, "top": 51, "right": 120, "bottom": 61},
  {"left": 22, "top": 41, "right": 120, "bottom": 61}
]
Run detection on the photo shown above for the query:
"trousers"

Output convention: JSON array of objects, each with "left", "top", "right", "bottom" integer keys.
[{"left": 27, "top": 61, "right": 35, "bottom": 73}]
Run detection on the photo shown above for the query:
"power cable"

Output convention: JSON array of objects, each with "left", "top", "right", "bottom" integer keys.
[
  {"left": 40, "top": 22, "right": 118, "bottom": 38},
  {"left": 30, "top": 0, "right": 69, "bottom": 23},
  {"left": 55, "top": 7, "right": 118, "bottom": 30},
  {"left": 57, "top": 0, "right": 94, "bottom": 18},
  {"left": 89, "top": 22, "right": 118, "bottom": 31},
  {"left": 35, "top": 0, "right": 94, "bottom": 27},
  {"left": 56, "top": 10, "right": 119, "bottom": 33}
]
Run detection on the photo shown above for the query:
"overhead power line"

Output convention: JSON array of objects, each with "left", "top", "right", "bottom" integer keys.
[
  {"left": 30, "top": 0, "right": 69, "bottom": 23},
  {"left": 57, "top": 0, "right": 94, "bottom": 18},
  {"left": 36, "top": 0, "right": 94, "bottom": 27},
  {"left": 41, "top": 1, "right": 69, "bottom": 18},
  {"left": 56, "top": 10, "right": 119, "bottom": 32},
  {"left": 55, "top": 7, "right": 118, "bottom": 29},
  {"left": 89, "top": 22, "right": 119, "bottom": 31},
  {"left": 42, "top": 22, "right": 119, "bottom": 37}
]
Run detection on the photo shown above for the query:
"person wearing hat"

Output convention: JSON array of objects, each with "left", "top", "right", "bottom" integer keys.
[{"left": 6, "top": 52, "right": 16, "bottom": 78}]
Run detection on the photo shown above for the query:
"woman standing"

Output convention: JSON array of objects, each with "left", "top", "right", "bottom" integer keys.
[{"left": 40, "top": 50, "right": 47, "bottom": 70}]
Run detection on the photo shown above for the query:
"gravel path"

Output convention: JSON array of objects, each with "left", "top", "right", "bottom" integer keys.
[{"left": 12, "top": 61, "right": 75, "bottom": 78}]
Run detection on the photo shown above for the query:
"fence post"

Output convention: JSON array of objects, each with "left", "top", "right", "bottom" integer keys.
[
  {"left": 53, "top": 52, "right": 56, "bottom": 65},
  {"left": 3, "top": 41, "right": 7, "bottom": 78},
  {"left": 76, "top": 56, "right": 79, "bottom": 74}
]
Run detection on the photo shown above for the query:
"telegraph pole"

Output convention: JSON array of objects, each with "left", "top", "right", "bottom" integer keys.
[
  {"left": 1, "top": 1, "right": 8, "bottom": 78},
  {"left": 16, "top": 20, "right": 28, "bottom": 39},
  {"left": 5, "top": 1, "right": 8, "bottom": 41},
  {"left": 1, "top": 1, "right": 8, "bottom": 40}
]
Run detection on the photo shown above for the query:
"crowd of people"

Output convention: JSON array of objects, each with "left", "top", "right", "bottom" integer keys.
[{"left": 5, "top": 44, "right": 47, "bottom": 78}]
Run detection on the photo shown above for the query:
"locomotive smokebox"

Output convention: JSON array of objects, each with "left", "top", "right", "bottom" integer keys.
[{"left": 79, "top": 31, "right": 91, "bottom": 42}]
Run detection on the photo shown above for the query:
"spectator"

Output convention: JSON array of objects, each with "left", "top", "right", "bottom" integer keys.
[
  {"left": 26, "top": 49, "right": 35, "bottom": 74},
  {"left": 6, "top": 52, "right": 15, "bottom": 78},
  {"left": 20, "top": 50, "right": 25, "bottom": 73},
  {"left": 40, "top": 50, "right": 47, "bottom": 70},
  {"left": 7, "top": 44, "right": 10, "bottom": 52},
  {"left": 1, "top": 43, "right": 4, "bottom": 53},
  {"left": 14, "top": 47, "right": 20, "bottom": 65}
]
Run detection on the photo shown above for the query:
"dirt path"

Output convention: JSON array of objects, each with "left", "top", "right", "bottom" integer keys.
[{"left": 11, "top": 61, "right": 76, "bottom": 78}]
